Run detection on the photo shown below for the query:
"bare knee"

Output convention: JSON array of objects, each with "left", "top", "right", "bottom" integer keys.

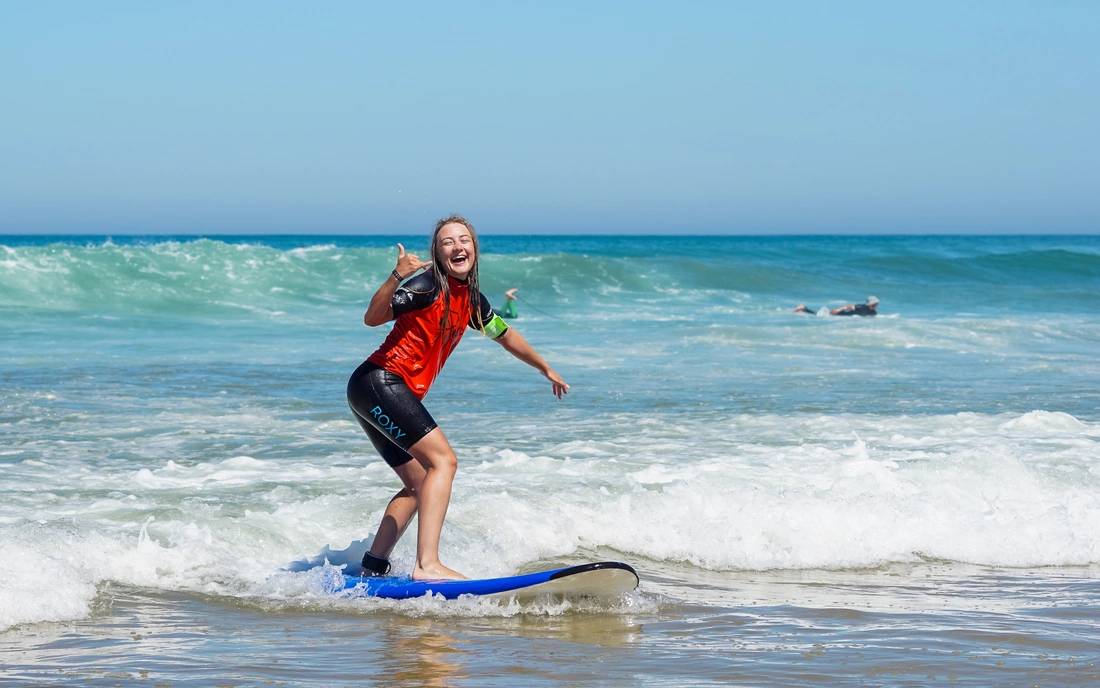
[
  {"left": 417, "top": 448, "right": 457, "bottom": 478},
  {"left": 434, "top": 451, "right": 458, "bottom": 476},
  {"left": 408, "top": 429, "right": 459, "bottom": 477}
]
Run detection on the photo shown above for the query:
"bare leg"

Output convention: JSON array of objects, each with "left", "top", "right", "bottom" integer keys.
[
  {"left": 368, "top": 486, "right": 421, "bottom": 560},
  {"left": 363, "top": 458, "right": 426, "bottom": 573},
  {"left": 406, "top": 428, "right": 466, "bottom": 580}
]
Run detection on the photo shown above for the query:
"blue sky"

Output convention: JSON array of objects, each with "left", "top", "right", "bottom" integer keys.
[{"left": 1, "top": 1, "right": 1097, "bottom": 234}]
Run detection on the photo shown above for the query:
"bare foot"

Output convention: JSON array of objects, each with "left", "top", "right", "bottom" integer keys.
[{"left": 413, "top": 562, "right": 467, "bottom": 581}]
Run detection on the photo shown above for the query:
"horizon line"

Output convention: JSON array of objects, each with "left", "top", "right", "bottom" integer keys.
[{"left": 2, "top": 231, "right": 1099, "bottom": 239}]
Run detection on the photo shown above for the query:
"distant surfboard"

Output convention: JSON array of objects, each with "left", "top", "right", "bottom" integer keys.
[{"left": 342, "top": 561, "right": 639, "bottom": 600}]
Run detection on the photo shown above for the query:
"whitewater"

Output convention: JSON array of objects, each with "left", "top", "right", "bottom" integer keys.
[{"left": 2, "top": 234, "right": 1100, "bottom": 685}]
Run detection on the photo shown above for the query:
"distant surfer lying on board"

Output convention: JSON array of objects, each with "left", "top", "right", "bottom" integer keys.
[
  {"left": 794, "top": 295, "right": 879, "bottom": 316},
  {"left": 347, "top": 215, "right": 569, "bottom": 581}
]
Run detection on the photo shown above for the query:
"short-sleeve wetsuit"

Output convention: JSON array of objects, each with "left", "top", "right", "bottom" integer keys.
[
  {"left": 835, "top": 304, "right": 876, "bottom": 316},
  {"left": 802, "top": 304, "right": 877, "bottom": 316},
  {"left": 346, "top": 270, "right": 509, "bottom": 467}
]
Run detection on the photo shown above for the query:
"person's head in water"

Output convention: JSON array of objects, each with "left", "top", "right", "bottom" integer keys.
[
  {"left": 866, "top": 295, "right": 879, "bottom": 311},
  {"left": 429, "top": 214, "right": 485, "bottom": 330}
]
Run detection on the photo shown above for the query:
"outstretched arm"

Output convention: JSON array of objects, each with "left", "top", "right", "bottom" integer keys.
[
  {"left": 494, "top": 328, "right": 569, "bottom": 399},
  {"left": 364, "top": 243, "right": 431, "bottom": 326}
]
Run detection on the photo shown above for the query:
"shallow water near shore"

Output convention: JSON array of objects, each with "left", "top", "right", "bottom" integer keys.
[
  {"left": 2, "top": 234, "right": 1100, "bottom": 684},
  {"left": 4, "top": 561, "right": 1100, "bottom": 686}
]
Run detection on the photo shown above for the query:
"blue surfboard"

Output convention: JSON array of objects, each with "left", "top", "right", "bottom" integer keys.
[{"left": 342, "top": 561, "right": 638, "bottom": 600}]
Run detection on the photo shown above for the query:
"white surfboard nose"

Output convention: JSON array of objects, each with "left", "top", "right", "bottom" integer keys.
[{"left": 493, "top": 563, "right": 639, "bottom": 600}]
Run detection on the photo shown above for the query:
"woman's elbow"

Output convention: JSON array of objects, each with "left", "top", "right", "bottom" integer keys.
[{"left": 365, "top": 304, "right": 394, "bottom": 326}]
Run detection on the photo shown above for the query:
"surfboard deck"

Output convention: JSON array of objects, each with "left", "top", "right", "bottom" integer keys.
[{"left": 342, "top": 561, "right": 639, "bottom": 600}]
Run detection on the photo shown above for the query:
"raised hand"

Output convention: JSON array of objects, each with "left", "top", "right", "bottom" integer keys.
[{"left": 395, "top": 243, "right": 432, "bottom": 280}]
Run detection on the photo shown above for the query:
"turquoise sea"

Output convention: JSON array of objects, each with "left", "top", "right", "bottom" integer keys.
[{"left": 2, "top": 234, "right": 1100, "bottom": 685}]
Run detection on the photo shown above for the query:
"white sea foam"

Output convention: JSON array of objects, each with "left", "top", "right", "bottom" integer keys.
[
  {"left": 2, "top": 408, "right": 1098, "bottom": 630},
  {"left": 1000, "top": 409, "right": 1088, "bottom": 432}
]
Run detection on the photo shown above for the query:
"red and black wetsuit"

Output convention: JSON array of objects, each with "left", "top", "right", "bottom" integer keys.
[
  {"left": 346, "top": 271, "right": 508, "bottom": 467},
  {"left": 368, "top": 271, "right": 500, "bottom": 398}
]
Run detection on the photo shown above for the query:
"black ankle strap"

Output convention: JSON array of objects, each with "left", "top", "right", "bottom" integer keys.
[{"left": 361, "top": 552, "right": 391, "bottom": 576}]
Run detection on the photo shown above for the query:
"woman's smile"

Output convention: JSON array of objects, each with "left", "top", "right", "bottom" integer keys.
[{"left": 437, "top": 222, "right": 474, "bottom": 279}]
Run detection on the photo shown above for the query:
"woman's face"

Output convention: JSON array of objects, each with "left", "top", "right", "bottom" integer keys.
[{"left": 436, "top": 222, "right": 476, "bottom": 280}]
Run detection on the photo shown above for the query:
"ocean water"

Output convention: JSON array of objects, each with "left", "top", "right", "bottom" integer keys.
[{"left": 2, "top": 234, "right": 1100, "bottom": 686}]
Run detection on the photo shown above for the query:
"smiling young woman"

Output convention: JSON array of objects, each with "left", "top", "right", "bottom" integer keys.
[{"left": 346, "top": 214, "right": 569, "bottom": 580}]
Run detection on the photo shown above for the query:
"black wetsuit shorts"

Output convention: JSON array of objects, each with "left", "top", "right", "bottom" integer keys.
[{"left": 346, "top": 360, "right": 438, "bottom": 468}]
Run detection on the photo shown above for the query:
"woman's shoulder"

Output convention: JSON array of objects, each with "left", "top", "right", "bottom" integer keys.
[
  {"left": 392, "top": 271, "right": 439, "bottom": 316},
  {"left": 401, "top": 271, "right": 437, "bottom": 294}
]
